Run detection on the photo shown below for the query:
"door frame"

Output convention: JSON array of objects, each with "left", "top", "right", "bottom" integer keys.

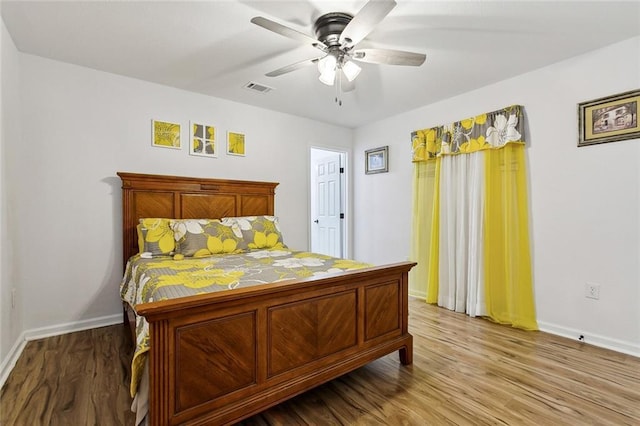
[{"left": 309, "top": 146, "right": 351, "bottom": 259}]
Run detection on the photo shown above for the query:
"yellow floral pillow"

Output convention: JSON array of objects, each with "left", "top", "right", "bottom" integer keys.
[
  {"left": 224, "top": 216, "right": 287, "bottom": 251},
  {"left": 173, "top": 219, "right": 244, "bottom": 257},
  {"left": 138, "top": 218, "right": 175, "bottom": 257}
]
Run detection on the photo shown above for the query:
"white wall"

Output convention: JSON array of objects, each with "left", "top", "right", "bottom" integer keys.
[
  {"left": 0, "top": 19, "right": 23, "bottom": 380},
  {"left": 353, "top": 36, "right": 640, "bottom": 355},
  {"left": 8, "top": 54, "right": 352, "bottom": 336}
]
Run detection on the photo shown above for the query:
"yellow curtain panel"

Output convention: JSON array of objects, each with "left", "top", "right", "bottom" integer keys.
[
  {"left": 409, "top": 161, "right": 438, "bottom": 302},
  {"left": 409, "top": 105, "right": 537, "bottom": 330},
  {"left": 484, "top": 144, "right": 537, "bottom": 330}
]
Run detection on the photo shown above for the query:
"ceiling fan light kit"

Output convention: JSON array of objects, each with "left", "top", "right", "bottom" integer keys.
[
  {"left": 317, "top": 54, "right": 337, "bottom": 85},
  {"left": 250, "top": 0, "right": 426, "bottom": 104},
  {"left": 317, "top": 52, "right": 361, "bottom": 86},
  {"left": 341, "top": 60, "right": 361, "bottom": 82}
]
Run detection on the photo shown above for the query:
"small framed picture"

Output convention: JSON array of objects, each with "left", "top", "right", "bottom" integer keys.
[
  {"left": 578, "top": 89, "right": 639, "bottom": 147},
  {"left": 365, "top": 146, "right": 388, "bottom": 174},
  {"left": 227, "top": 131, "right": 246, "bottom": 156},
  {"left": 152, "top": 119, "right": 181, "bottom": 149},
  {"left": 189, "top": 121, "right": 217, "bottom": 157}
]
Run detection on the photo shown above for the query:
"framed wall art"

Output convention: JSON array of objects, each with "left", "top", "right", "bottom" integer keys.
[
  {"left": 152, "top": 119, "right": 181, "bottom": 149},
  {"left": 227, "top": 131, "right": 246, "bottom": 156},
  {"left": 365, "top": 146, "right": 388, "bottom": 174},
  {"left": 578, "top": 89, "right": 639, "bottom": 147},
  {"left": 189, "top": 121, "right": 217, "bottom": 157}
]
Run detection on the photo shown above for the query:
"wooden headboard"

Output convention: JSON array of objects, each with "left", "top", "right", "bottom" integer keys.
[{"left": 117, "top": 172, "right": 278, "bottom": 265}]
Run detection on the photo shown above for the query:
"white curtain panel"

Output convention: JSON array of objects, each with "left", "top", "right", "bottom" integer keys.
[{"left": 437, "top": 152, "right": 486, "bottom": 316}]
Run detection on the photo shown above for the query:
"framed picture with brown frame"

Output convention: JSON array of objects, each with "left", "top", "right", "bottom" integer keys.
[
  {"left": 365, "top": 146, "right": 388, "bottom": 174},
  {"left": 578, "top": 89, "right": 639, "bottom": 147}
]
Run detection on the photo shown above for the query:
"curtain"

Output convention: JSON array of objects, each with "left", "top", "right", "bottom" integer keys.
[
  {"left": 409, "top": 161, "right": 436, "bottom": 300},
  {"left": 410, "top": 105, "right": 537, "bottom": 330}
]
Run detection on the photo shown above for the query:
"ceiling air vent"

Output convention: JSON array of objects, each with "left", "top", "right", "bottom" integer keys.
[{"left": 243, "top": 81, "right": 274, "bottom": 94}]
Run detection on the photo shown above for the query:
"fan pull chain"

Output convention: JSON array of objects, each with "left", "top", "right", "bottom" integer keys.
[{"left": 335, "top": 70, "right": 343, "bottom": 106}]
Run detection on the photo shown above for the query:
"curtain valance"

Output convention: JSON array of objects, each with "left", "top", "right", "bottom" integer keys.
[{"left": 411, "top": 105, "right": 525, "bottom": 162}]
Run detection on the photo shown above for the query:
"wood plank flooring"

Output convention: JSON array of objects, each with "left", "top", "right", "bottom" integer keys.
[
  {"left": 2, "top": 298, "right": 639, "bottom": 425},
  {"left": 0, "top": 323, "right": 135, "bottom": 425}
]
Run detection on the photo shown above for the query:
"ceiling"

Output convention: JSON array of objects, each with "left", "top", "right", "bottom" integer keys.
[{"left": 2, "top": 1, "right": 639, "bottom": 128}]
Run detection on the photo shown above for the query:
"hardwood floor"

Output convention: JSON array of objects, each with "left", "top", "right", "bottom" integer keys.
[
  {"left": 2, "top": 298, "right": 639, "bottom": 425},
  {"left": 0, "top": 323, "right": 135, "bottom": 425}
]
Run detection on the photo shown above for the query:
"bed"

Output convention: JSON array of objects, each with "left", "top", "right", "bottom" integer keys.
[{"left": 118, "top": 172, "right": 415, "bottom": 425}]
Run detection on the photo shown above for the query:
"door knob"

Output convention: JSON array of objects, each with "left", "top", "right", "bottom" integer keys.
[{"left": 314, "top": 219, "right": 319, "bottom": 223}]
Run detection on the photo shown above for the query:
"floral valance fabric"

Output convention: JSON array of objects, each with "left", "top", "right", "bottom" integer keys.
[{"left": 412, "top": 105, "right": 525, "bottom": 162}]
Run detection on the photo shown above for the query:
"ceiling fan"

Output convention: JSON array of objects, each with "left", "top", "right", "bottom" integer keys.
[{"left": 250, "top": 0, "right": 426, "bottom": 105}]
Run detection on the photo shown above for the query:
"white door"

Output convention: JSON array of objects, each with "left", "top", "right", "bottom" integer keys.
[{"left": 311, "top": 151, "right": 343, "bottom": 257}]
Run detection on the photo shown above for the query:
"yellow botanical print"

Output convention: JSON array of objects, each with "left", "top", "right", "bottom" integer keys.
[
  {"left": 475, "top": 113, "right": 487, "bottom": 125},
  {"left": 460, "top": 118, "right": 474, "bottom": 129},
  {"left": 294, "top": 251, "right": 331, "bottom": 260},
  {"left": 193, "top": 249, "right": 213, "bottom": 258},
  {"left": 227, "top": 131, "right": 246, "bottom": 156},
  {"left": 424, "top": 128, "right": 440, "bottom": 157},
  {"left": 412, "top": 132, "right": 426, "bottom": 162},
  {"left": 204, "top": 221, "right": 237, "bottom": 240},
  {"left": 140, "top": 219, "right": 175, "bottom": 254},
  {"left": 295, "top": 268, "right": 316, "bottom": 278},
  {"left": 152, "top": 120, "right": 181, "bottom": 148},
  {"left": 332, "top": 259, "right": 371, "bottom": 270},
  {"left": 459, "top": 113, "right": 487, "bottom": 131},
  {"left": 459, "top": 135, "right": 488, "bottom": 153},
  {"left": 262, "top": 219, "right": 278, "bottom": 234},
  {"left": 207, "top": 236, "right": 238, "bottom": 254},
  {"left": 411, "top": 106, "right": 524, "bottom": 161},
  {"left": 248, "top": 231, "right": 284, "bottom": 249},
  {"left": 152, "top": 269, "right": 245, "bottom": 290},
  {"left": 190, "top": 237, "right": 238, "bottom": 257},
  {"left": 146, "top": 258, "right": 197, "bottom": 270}
]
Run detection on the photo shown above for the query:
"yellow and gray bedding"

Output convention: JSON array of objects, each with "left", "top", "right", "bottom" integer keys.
[{"left": 121, "top": 216, "right": 371, "bottom": 397}]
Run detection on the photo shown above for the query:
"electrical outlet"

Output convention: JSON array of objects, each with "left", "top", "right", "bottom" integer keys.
[{"left": 585, "top": 282, "right": 600, "bottom": 300}]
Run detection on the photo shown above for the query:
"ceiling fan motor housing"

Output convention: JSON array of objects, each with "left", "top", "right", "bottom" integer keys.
[{"left": 314, "top": 12, "right": 353, "bottom": 47}]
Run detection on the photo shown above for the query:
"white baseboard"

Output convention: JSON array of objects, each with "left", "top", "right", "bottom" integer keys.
[
  {"left": 405, "top": 301, "right": 638, "bottom": 358},
  {"left": 0, "top": 331, "right": 27, "bottom": 389},
  {"left": 23, "top": 313, "right": 122, "bottom": 341},
  {"left": 538, "top": 320, "right": 640, "bottom": 358},
  {"left": 408, "top": 290, "right": 426, "bottom": 300},
  {"left": 0, "top": 313, "right": 123, "bottom": 389}
]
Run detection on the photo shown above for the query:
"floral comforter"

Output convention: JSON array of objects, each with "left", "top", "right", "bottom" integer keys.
[{"left": 120, "top": 248, "right": 372, "bottom": 396}]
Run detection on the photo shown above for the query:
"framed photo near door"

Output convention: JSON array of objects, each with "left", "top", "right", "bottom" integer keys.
[{"left": 365, "top": 146, "right": 388, "bottom": 174}]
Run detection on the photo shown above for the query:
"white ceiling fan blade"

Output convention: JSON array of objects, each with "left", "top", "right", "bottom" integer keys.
[
  {"left": 339, "top": 0, "right": 397, "bottom": 48},
  {"left": 251, "top": 16, "right": 327, "bottom": 52},
  {"left": 353, "top": 48, "right": 426, "bottom": 66},
  {"left": 265, "top": 57, "right": 322, "bottom": 77}
]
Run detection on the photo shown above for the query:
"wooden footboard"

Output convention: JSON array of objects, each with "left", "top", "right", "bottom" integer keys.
[{"left": 136, "top": 261, "right": 415, "bottom": 426}]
